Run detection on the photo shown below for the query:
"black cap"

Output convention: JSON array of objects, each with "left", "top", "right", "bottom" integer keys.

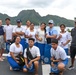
[{"left": 16, "top": 19, "right": 22, "bottom": 23}]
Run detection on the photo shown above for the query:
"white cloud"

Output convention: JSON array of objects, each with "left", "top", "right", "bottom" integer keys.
[{"left": 0, "top": 0, "right": 76, "bottom": 20}]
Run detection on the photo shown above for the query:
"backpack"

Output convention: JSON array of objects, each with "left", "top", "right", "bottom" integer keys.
[{"left": 16, "top": 53, "right": 25, "bottom": 66}]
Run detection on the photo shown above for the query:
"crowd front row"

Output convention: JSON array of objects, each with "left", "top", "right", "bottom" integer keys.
[{"left": 7, "top": 36, "right": 68, "bottom": 75}]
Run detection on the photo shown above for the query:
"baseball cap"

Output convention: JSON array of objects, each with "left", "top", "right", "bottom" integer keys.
[
  {"left": 16, "top": 19, "right": 22, "bottom": 23},
  {"left": 48, "top": 20, "right": 54, "bottom": 24}
]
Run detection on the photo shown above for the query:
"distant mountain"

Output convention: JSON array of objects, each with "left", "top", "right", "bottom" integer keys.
[{"left": 0, "top": 9, "right": 74, "bottom": 27}]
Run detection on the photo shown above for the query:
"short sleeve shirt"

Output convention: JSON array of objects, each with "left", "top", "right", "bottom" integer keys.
[
  {"left": 13, "top": 26, "right": 25, "bottom": 38},
  {"left": 4, "top": 25, "right": 13, "bottom": 40},
  {"left": 24, "top": 46, "right": 40, "bottom": 58},
  {"left": 51, "top": 46, "right": 68, "bottom": 60},
  {"left": 8, "top": 43, "right": 23, "bottom": 57},
  {"left": 46, "top": 27, "right": 58, "bottom": 36}
]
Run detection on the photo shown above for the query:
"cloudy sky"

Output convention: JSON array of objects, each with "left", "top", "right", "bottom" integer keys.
[{"left": 0, "top": 0, "right": 76, "bottom": 20}]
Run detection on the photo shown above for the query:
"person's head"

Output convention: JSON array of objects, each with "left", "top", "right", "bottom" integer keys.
[
  {"left": 26, "top": 20, "right": 31, "bottom": 27},
  {"left": 40, "top": 22, "right": 46, "bottom": 30},
  {"left": 30, "top": 23, "right": 34, "bottom": 30},
  {"left": 5, "top": 18, "right": 10, "bottom": 25},
  {"left": 15, "top": 36, "right": 21, "bottom": 44},
  {"left": 28, "top": 38, "right": 35, "bottom": 47},
  {"left": 60, "top": 24, "right": 66, "bottom": 32},
  {"left": 0, "top": 20, "right": 2, "bottom": 26},
  {"left": 48, "top": 20, "right": 54, "bottom": 28},
  {"left": 16, "top": 19, "right": 22, "bottom": 27},
  {"left": 51, "top": 39, "right": 58, "bottom": 50}
]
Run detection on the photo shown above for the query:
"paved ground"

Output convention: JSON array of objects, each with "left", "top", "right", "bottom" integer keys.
[
  {"left": 0, "top": 57, "right": 42, "bottom": 75},
  {"left": 0, "top": 57, "right": 76, "bottom": 75},
  {"left": 42, "top": 59, "right": 76, "bottom": 75}
]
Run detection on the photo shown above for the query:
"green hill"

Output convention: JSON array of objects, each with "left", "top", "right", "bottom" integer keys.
[{"left": 0, "top": 9, "right": 74, "bottom": 27}]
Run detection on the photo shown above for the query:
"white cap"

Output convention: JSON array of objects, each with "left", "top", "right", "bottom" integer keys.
[{"left": 48, "top": 20, "right": 54, "bottom": 24}]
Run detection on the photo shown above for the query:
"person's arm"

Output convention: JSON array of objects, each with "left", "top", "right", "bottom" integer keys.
[
  {"left": 12, "top": 28, "right": 18, "bottom": 37},
  {"left": 25, "top": 34, "right": 32, "bottom": 38},
  {"left": 24, "top": 57, "right": 28, "bottom": 68},
  {"left": 51, "top": 56, "right": 55, "bottom": 61},
  {"left": 3, "top": 32, "right": 6, "bottom": 42},
  {"left": 46, "top": 34, "right": 57, "bottom": 39},
  {"left": 28, "top": 56, "right": 40, "bottom": 67},
  {"left": 63, "top": 32, "right": 71, "bottom": 46},
  {"left": 63, "top": 40, "right": 70, "bottom": 46},
  {"left": 52, "top": 58, "right": 62, "bottom": 62},
  {"left": 15, "top": 31, "right": 25, "bottom": 36},
  {"left": 35, "top": 34, "right": 42, "bottom": 41},
  {"left": 10, "top": 52, "right": 17, "bottom": 61},
  {"left": 3, "top": 27, "right": 6, "bottom": 42},
  {"left": 57, "top": 34, "right": 62, "bottom": 40},
  {"left": 25, "top": 30, "right": 32, "bottom": 38},
  {"left": 46, "top": 30, "right": 58, "bottom": 39},
  {"left": 31, "top": 56, "right": 40, "bottom": 62}
]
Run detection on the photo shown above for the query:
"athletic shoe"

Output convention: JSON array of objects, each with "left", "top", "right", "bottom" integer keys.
[{"left": 68, "top": 66, "right": 74, "bottom": 70}]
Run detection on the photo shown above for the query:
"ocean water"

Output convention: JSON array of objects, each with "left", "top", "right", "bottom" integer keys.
[{"left": 10, "top": 25, "right": 73, "bottom": 33}]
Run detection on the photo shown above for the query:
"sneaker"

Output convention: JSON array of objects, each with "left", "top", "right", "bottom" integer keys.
[{"left": 68, "top": 66, "right": 74, "bottom": 70}]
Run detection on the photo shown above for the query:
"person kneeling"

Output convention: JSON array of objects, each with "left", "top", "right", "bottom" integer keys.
[
  {"left": 50, "top": 39, "right": 68, "bottom": 75},
  {"left": 23, "top": 38, "right": 40, "bottom": 75}
]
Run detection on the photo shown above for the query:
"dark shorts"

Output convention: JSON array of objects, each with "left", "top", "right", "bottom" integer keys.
[{"left": 70, "top": 46, "right": 76, "bottom": 58}]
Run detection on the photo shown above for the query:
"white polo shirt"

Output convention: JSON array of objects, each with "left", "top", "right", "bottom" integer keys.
[
  {"left": 4, "top": 25, "right": 13, "bottom": 40},
  {"left": 13, "top": 26, "right": 25, "bottom": 38},
  {"left": 58, "top": 31, "right": 71, "bottom": 48},
  {"left": 51, "top": 46, "right": 68, "bottom": 60},
  {"left": 8, "top": 43, "right": 23, "bottom": 57},
  {"left": 24, "top": 46, "right": 40, "bottom": 58}
]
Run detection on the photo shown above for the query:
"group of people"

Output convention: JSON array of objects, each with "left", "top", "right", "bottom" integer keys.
[{"left": 0, "top": 17, "right": 76, "bottom": 75}]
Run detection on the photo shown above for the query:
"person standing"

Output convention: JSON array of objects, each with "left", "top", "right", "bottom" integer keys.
[
  {"left": 13, "top": 19, "right": 25, "bottom": 51},
  {"left": 44, "top": 20, "right": 58, "bottom": 64},
  {"left": 36, "top": 22, "right": 46, "bottom": 63},
  {"left": 25, "top": 23, "right": 37, "bottom": 44},
  {"left": 58, "top": 24, "right": 71, "bottom": 55},
  {"left": 68, "top": 19, "right": 76, "bottom": 70},
  {"left": 0, "top": 20, "right": 5, "bottom": 61},
  {"left": 24, "top": 20, "right": 31, "bottom": 48},
  {"left": 4, "top": 18, "right": 13, "bottom": 52}
]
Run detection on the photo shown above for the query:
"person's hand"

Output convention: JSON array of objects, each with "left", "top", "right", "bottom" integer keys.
[
  {"left": 26, "top": 64, "right": 29, "bottom": 68},
  {"left": 51, "top": 62, "right": 55, "bottom": 67},
  {"left": 16, "top": 60, "right": 19, "bottom": 63},
  {"left": 28, "top": 60, "right": 33, "bottom": 67},
  {"left": 29, "top": 34, "right": 32, "bottom": 37},
  {"left": 46, "top": 35, "right": 50, "bottom": 38},
  {"left": 59, "top": 34, "right": 62, "bottom": 38},
  {"left": 62, "top": 43, "right": 66, "bottom": 46},
  {"left": 52, "top": 60, "right": 56, "bottom": 62},
  {"left": 39, "top": 37, "right": 42, "bottom": 41}
]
